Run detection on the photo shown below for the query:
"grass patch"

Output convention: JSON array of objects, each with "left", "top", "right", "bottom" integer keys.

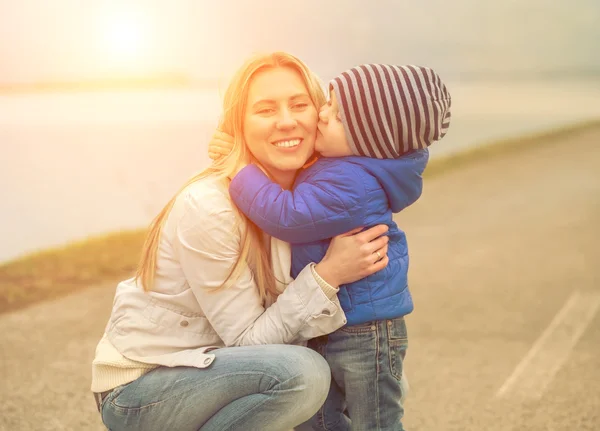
[
  {"left": 424, "top": 118, "right": 600, "bottom": 178},
  {"left": 0, "top": 230, "right": 146, "bottom": 314},
  {"left": 1, "top": 118, "right": 599, "bottom": 314}
]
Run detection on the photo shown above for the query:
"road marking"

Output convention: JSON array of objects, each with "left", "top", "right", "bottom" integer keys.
[{"left": 496, "top": 291, "right": 600, "bottom": 400}]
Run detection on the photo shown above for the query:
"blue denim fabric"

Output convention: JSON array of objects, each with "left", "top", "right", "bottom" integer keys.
[
  {"left": 98, "top": 344, "right": 332, "bottom": 431},
  {"left": 306, "top": 317, "right": 408, "bottom": 431}
]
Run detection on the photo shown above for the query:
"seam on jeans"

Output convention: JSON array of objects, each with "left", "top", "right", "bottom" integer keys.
[
  {"left": 108, "top": 370, "right": 282, "bottom": 414},
  {"left": 316, "top": 403, "right": 325, "bottom": 430},
  {"left": 316, "top": 398, "right": 345, "bottom": 431},
  {"left": 317, "top": 401, "right": 329, "bottom": 431},
  {"left": 387, "top": 318, "right": 408, "bottom": 381},
  {"left": 220, "top": 370, "right": 308, "bottom": 431},
  {"left": 315, "top": 344, "right": 336, "bottom": 431},
  {"left": 218, "top": 388, "right": 276, "bottom": 431},
  {"left": 315, "top": 345, "right": 329, "bottom": 431},
  {"left": 376, "top": 321, "right": 381, "bottom": 429}
]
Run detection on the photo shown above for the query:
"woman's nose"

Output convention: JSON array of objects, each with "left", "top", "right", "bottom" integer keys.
[{"left": 276, "top": 108, "right": 297, "bottom": 130}]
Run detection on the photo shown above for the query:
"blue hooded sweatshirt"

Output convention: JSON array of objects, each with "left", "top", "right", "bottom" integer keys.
[{"left": 229, "top": 149, "right": 428, "bottom": 326}]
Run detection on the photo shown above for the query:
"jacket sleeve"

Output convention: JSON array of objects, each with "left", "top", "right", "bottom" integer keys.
[
  {"left": 229, "top": 164, "right": 367, "bottom": 244},
  {"left": 173, "top": 183, "right": 346, "bottom": 348}
]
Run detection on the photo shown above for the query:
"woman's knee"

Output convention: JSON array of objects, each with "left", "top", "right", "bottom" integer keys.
[
  {"left": 295, "top": 345, "right": 331, "bottom": 396},
  {"left": 271, "top": 345, "right": 331, "bottom": 415}
]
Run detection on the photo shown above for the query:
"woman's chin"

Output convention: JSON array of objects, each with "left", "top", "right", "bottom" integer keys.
[
  {"left": 273, "top": 159, "right": 308, "bottom": 173},
  {"left": 269, "top": 153, "right": 311, "bottom": 173}
]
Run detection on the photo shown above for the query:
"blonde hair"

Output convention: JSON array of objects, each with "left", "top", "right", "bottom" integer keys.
[{"left": 136, "top": 52, "right": 326, "bottom": 302}]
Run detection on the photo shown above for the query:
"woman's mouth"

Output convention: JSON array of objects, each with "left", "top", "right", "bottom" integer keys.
[{"left": 272, "top": 139, "right": 302, "bottom": 148}]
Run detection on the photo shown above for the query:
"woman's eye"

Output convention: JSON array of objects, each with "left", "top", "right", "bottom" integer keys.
[
  {"left": 257, "top": 108, "right": 275, "bottom": 115},
  {"left": 292, "top": 103, "right": 308, "bottom": 110}
]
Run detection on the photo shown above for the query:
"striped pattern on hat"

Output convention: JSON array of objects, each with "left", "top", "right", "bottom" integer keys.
[{"left": 329, "top": 64, "right": 451, "bottom": 159}]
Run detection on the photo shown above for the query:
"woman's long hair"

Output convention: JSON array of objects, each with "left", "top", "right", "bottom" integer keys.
[{"left": 135, "top": 52, "right": 326, "bottom": 302}]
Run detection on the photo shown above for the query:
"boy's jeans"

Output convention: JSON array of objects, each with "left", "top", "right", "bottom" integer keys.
[{"left": 307, "top": 317, "right": 408, "bottom": 431}]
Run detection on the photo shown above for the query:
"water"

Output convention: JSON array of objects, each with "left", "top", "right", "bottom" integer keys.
[
  {"left": 428, "top": 79, "right": 600, "bottom": 157},
  {"left": 1, "top": 81, "right": 600, "bottom": 263}
]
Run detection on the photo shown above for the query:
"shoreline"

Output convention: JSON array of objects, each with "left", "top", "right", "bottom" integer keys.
[
  {"left": 1, "top": 118, "right": 599, "bottom": 314},
  {"left": 424, "top": 117, "right": 600, "bottom": 177}
]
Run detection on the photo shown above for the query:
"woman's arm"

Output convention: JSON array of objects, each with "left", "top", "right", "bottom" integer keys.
[{"left": 173, "top": 181, "right": 388, "bottom": 347}]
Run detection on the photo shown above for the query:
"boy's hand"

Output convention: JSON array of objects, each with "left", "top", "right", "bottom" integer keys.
[
  {"left": 209, "top": 129, "right": 267, "bottom": 181},
  {"left": 208, "top": 130, "right": 234, "bottom": 160}
]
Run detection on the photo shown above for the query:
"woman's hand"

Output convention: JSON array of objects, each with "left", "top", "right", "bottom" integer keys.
[
  {"left": 208, "top": 130, "right": 235, "bottom": 160},
  {"left": 314, "top": 225, "right": 390, "bottom": 287}
]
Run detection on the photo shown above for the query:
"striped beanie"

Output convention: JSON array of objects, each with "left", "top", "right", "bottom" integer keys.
[{"left": 329, "top": 64, "right": 451, "bottom": 159}]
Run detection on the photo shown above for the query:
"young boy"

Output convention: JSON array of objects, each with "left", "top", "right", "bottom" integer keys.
[{"left": 212, "top": 64, "right": 451, "bottom": 430}]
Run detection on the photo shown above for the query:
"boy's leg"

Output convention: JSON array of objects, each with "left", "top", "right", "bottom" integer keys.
[
  {"left": 326, "top": 317, "right": 409, "bottom": 431},
  {"left": 302, "top": 374, "right": 349, "bottom": 431},
  {"left": 304, "top": 336, "right": 351, "bottom": 431},
  {"left": 374, "top": 317, "right": 408, "bottom": 430},
  {"left": 400, "top": 370, "right": 410, "bottom": 405}
]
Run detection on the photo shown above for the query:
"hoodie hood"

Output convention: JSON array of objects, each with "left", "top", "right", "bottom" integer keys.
[{"left": 342, "top": 149, "right": 429, "bottom": 213}]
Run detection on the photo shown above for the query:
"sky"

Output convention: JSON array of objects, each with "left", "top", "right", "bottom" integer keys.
[{"left": 1, "top": 0, "right": 600, "bottom": 86}]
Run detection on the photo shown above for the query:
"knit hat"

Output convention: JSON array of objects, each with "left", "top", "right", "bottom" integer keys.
[{"left": 329, "top": 64, "right": 451, "bottom": 159}]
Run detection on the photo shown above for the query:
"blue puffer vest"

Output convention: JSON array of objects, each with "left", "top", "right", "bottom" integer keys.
[{"left": 230, "top": 149, "right": 428, "bottom": 326}]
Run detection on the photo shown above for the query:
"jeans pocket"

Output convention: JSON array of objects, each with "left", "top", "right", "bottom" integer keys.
[
  {"left": 386, "top": 316, "right": 408, "bottom": 341},
  {"left": 386, "top": 317, "right": 408, "bottom": 381},
  {"left": 103, "top": 384, "right": 127, "bottom": 407},
  {"left": 339, "top": 321, "right": 376, "bottom": 334}
]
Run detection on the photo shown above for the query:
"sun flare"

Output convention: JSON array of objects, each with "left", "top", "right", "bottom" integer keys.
[
  {"left": 99, "top": 8, "right": 150, "bottom": 66},
  {"left": 106, "top": 19, "right": 143, "bottom": 56}
]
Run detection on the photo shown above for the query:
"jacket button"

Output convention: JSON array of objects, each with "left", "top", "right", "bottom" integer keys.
[
  {"left": 180, "top": 320, "right": 189, "bottom": 327},
  {"left": 203, "top": 357, "right": 213, "bottom": 365}
]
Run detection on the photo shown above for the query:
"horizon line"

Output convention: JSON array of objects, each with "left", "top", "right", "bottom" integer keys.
[{"left": 0, "top": 74, "right": 222, "bottom": 94}]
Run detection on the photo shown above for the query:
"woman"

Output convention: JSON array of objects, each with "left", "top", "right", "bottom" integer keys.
[{"left": 91, "top": 52, "right": 390, "bottom": 431}]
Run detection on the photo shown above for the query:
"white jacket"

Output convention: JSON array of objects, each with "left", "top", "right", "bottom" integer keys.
[{"left": 105, "top": 176, "right": 347, "bottom": 370}]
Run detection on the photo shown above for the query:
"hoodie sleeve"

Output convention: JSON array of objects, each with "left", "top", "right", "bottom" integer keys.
[{"left": 229, "top": 163, "right": 367, "bottom": 244}]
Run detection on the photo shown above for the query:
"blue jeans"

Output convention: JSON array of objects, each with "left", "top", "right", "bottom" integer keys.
[
  {"left": 98, "top": 344, "right": 332, "bottom": 431},
  {"left": 306, "top": 317, "right": 408, "bottom": 431}
]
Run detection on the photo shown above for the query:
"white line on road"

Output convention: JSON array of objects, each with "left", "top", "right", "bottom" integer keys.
[{"left": 496, "top": 290, "right": 600, "bottom": 400}]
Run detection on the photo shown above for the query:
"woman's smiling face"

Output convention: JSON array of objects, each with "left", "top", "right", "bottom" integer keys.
[{"left": 243, "top": 66, "right": 319, "bottom": 186}]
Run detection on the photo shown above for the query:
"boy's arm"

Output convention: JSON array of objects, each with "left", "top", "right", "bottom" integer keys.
[{"left": 229, "top": 164, "right": 367, "bottom": 244}]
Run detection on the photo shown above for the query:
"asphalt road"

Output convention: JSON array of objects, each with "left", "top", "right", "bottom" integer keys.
[
  {"left": 1, "top": 126, "right": 598, "bottom": 431},
  {"left": 400, "top": 127, "right": 600, "bottom": 430}
]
